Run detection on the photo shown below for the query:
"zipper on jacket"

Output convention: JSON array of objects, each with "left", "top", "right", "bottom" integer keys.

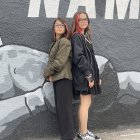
[{"left": 83, "top": 36, "right": 93, "bottom": 67}]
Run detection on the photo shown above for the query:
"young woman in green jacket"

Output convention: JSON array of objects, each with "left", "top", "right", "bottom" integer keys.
[{"left": 44, "top": 18, "right": 74, "bottom": 140}]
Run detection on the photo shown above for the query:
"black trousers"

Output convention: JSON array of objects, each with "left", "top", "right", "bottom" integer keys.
[{"left": 53, "top": 78, "right": 74, "bottom": 140}]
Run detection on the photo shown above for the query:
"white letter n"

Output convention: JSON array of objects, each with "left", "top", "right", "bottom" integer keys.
[{"left": 28, "top": 0, "right": 60, "bottom": 18}]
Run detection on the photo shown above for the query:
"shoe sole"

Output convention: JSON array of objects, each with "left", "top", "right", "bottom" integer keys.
[
  {"left": 76, "top": 137, "right": 95, "bottom": 140},
  {"left": 95, "top": 138, "right": 101, "bottom": 140}
]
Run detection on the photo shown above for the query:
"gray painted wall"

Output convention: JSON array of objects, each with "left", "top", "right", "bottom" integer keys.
[{"left": 0, "top": 0, "right": 140, "bottom": 139}]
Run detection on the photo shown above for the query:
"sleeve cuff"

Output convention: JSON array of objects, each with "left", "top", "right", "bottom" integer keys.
[{"left": 85, "top": 74, "right": 94, "bottom": 82}]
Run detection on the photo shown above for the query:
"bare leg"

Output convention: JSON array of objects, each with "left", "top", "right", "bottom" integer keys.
[{"left": 78, "top": 94, "right": 92, "bottom": 135}]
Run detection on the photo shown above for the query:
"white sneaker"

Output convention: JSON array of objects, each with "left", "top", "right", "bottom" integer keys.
[
  {"left": 87, "top": 130, "right": 94, "bottom": 137},
  {"left": 76, "top": 132, "right": 95, "bottom": 140},
  {"left": 87, "top": 130, "right": 101, "bottom": 140}
]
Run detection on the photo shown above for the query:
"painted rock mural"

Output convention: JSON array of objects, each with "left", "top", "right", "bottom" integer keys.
[{"left": 0, "top": 0, "right": 140, "bottom": 139}]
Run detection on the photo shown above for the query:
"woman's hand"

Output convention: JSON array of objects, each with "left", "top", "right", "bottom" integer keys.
[
  {"left": 48, "top": 76, "right": 52, "bottom": 82},
  {"left": 89, "top": 80, "right": 94, "bottom": 88},
  {"left": 99, "top": 79, "right": 102, "bottom": 85}
]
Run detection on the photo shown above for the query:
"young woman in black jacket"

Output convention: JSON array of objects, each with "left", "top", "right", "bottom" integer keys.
[{"left": 71, "top": 11, "right": 101, "bottom": 140}]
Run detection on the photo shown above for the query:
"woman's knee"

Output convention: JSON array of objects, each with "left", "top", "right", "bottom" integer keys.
[{"left": 80, "top": 94, "right": 92, "bottom": 106}]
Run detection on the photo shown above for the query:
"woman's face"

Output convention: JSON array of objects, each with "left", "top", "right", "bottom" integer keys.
[
  {"left": 78, "top": 13, "right": 89, "bottom": 30},
  {"left": 54, "top": 20, "right": 65, "bottom": 36}
]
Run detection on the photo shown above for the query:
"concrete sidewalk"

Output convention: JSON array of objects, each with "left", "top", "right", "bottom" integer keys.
[
  {"left": 96, "top": 126, "right": 140, "bottom": 140},
  {"left": 23, "top": 124, "right": 140, "bottom": 140}
]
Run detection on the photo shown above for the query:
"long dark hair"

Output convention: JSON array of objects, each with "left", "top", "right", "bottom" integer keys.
[
  {"left": 52, "top": 17, "right": 70, "bottom": 42},
  {"left": 71, "top": 11, "right": 92, "bottom": 41}
]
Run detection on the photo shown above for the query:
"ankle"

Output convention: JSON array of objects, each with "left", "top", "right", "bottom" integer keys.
[{"left": 79, "top": 130, "right": 88, "bottom": 135}]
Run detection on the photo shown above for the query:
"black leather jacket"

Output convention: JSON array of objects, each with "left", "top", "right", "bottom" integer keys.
[{"left": 71, "top": 33, "right": 101, "bottom": 94}]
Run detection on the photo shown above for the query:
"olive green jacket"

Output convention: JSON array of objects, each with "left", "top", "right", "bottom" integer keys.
[{"left": 44, "top": 38, "right": 72, "bottom": 82}]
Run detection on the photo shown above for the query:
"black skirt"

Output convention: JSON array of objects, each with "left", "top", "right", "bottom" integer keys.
[{"left": 73, "top": 78, "right": 101, "bottom": 100}]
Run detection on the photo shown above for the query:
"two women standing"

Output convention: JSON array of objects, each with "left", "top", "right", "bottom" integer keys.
[{"left": 44, "top": 11, "right": 101, "bottom": 140}]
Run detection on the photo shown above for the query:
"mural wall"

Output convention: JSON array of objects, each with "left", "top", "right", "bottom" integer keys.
[{"left": 0, "top": 0, "right": 140, "bottom": 139}]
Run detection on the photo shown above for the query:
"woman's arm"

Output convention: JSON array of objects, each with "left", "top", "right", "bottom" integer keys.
[
  {"left": 71, "top": 34, "right": 94, "bottom": 82},
  {"left": 44, "top": 38, "right": 71, "bottom": 78}
]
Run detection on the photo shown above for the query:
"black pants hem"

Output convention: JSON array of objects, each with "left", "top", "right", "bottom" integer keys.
[{"left": 53, "top": 78, "right": 74, "bottom": 139}]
